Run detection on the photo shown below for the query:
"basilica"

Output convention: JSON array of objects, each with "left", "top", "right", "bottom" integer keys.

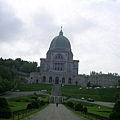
[{"left": 27, "top": 29, "right": 120, "bottom": 87}]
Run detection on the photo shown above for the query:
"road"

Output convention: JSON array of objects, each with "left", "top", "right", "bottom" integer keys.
[
  {"left": 22, "top": 104, "right": 88, "bottom": 120},
  {"left": 2, "top": 91, "right": 50, "bottom": 98},
  {"left": 3, "top": 92, "right": 114, "bottom": 107},
  {"left": 70, "top": 98, "right": 114, "bottom": 108}
]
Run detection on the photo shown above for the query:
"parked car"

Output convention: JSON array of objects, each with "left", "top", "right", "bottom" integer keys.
[
  {"left": 41, "top": 89, "right": 47, "bottom": 92},
  {"left": 81, "top": 97, "right": 85, "bottom": 100},
  {"left": 87, "top": 98, "right": 94, "bottom": 102}
]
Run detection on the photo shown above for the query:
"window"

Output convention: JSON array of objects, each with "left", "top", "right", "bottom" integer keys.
[
  {"left": 49, "top": 76, "right": 52, "bottom": 83},
  {"left": 68, "top": 78, "right": 71, "bottom": 84},
  {"left": 53, "top": 54, "right": 65, "bottom": 72},
  {"left": 43, "top": 76, "right": 46, "bottom": 82},
  {"left": 62, "top": 77, "right": 65, "bottom": 83}
]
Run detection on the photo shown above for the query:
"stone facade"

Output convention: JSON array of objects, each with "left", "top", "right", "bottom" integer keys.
[
  {"left": 89, "top": 72, "right": 120, "bottom": 88},
  {"left": 27, "top": 29, "right": 120, "bottom": 87}
]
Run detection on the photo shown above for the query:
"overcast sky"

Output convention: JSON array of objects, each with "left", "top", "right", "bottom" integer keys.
[{"left": 0, "top": 0, "right": 120, "bottom": 75}]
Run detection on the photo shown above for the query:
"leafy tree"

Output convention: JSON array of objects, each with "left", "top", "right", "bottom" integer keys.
[
  {"left": 14, "top": 58, "right": 23, "bottom": 70},
  {"left": 0, "top": 97, "right": 12, "bottom": 119},
  {"left": 4, "top": 58, "right": 14, "bottom": 68},
  {"left": 0, "top": 66, "right": 13, "bottom": 81},
  {"left": 0, "top": 76, "right": 15, "bottom": 93},
  {"left": 118, "top": 79, "right": 120, "bottom": 86},
  {"left": 87, "top": 81, "right": 91, "bottom": 87},
  {"left": 109, "top": 100, "right": 120, "bottom": 120},
  {"left": 20, "top": 62, "right": 37, "bottom": 73},
  {"left": 0, "top": 57, "right": 4, "bottom": 65},
  {"left": 0, "top": 84, "right": 4, "bottom": 94}
]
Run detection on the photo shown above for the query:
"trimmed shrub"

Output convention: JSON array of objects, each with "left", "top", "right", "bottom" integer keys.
[
  {"left": 25, "top": 99, "right": 30, "bottom": 102},
  {"left": 66, "top": 101, "right": 74, "bottom": 108},
  {"left": 0, "top": 97, "right": 12, "bottom": 119},
  {"left": 40, "top": 100, "right": 46, "bottom": 106},
  {"left": 74, "top": 102, "right": 83, "bottom": 111},
  {"left": 31, "top": 96, "right": 38, "bottom": 100},
  {"left": 109, "top": 100, "right": 120, "bottom": 120},
  {"left": 26, "top": 104, "right": 32, "bottom": 109},
  {"left": 31, "top": 101, "right": 39, "bottom": 109},
  {"left": 16, "top": 99, "right": 21, "bottom": 102},
  {"left": 83, "top": 107, "right": 88, "bottom": 113}
]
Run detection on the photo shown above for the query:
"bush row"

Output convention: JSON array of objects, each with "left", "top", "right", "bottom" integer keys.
[
  {"left": 63, "top": 100, "right": 87, "bottom": 113},
  {"left": 26, "top": 99, "right": 49, "bottom": 109}
]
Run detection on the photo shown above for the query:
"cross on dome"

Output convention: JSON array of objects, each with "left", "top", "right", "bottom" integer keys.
[{"left": 59, "top": 26, "right": 63, "bottom": 36}]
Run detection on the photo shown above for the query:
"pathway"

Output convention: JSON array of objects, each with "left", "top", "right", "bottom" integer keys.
[{"left": 22, "top": 104, "right": 88, "bottom": 120}]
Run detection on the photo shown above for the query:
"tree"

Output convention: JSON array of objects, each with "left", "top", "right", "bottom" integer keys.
[
  {"left": 109, "top": 100, "right": 120, "bottom": 120},
  {"left": 0, "top": 57, "right": 4, "bottom": 65},
  {"left": 0, "top": 97, "right": 12, "bottom": 119},
  {"left": 118, "top": 79, "right": 120, "bottom": 86},
  {"left": 87, "top": 81, "right": 91, "bottom": 87},
  {"left": 4, "top": 58, "right": 14, "bottom": 68},
  {"left": 0, "top": 77, "right": 15, "bottom": 93},
  {"left": 20, "top": 62, "right": 37, "bottom": 73},
  {"left": 0, "top": 66, "right": 13, "bottom": 81},
  {"left": 115, "top": 92, "right": 119, "bottom": 102},
  {"left": 14, "top": 58, "right": 22, "bottom": 70}
]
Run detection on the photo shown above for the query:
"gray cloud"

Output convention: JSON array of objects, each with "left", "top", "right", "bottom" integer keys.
[
  {"left": 0, "top": 1, "right": 23, "bottom": 42},
  {"left": 0, "top": 0, "right": 120, "bottom": 74}
]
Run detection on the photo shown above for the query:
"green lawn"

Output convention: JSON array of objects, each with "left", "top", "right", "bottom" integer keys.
[
  {"left": 62, "top": 85, "right": 120, "bottom": 102},
  {"left": 64, "top": 100, "right": 112, "bottom": 119},
  {"left": 7, "top": 94, "right": 49, "bottom": 111},
  {"left": 15, "top": 84, "right": 52, "bottom": 94}
]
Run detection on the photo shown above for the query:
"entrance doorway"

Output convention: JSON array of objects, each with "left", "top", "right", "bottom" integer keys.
[{"left": 55, "top": 77, "right": 59, "bottom": 84}]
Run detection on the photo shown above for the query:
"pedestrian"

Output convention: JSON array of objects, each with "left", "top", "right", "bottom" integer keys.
[{"left": 56, "top": 103, "right": 58, "bottom": 107}]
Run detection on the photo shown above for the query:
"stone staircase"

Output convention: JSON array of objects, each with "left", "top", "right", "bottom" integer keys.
[
  {"left": 50, "top": 96, "right": 63, "bottom": 104},
  {"left": 49, "top": 84, "right": 63, "bottom": 103}
]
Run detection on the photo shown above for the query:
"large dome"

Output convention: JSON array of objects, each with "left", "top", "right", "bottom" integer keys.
[{"left": 49, "top": 30, "right": 71, "bottom": 50}]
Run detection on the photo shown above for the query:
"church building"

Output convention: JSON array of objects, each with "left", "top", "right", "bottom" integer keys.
[
  {"left": 28, "top": 29, "right": 83, "bottom": 85},
  {"left": 27, "top": 29, "right": 120, "bottom": 88}
]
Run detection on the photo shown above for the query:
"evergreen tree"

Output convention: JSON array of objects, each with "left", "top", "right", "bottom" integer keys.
[
  {"left": 0, "top": 97, "right": 12, "bottom": 119},
  {"left": 115, "top": 92, "right": 119, "bottom": 102},
  {"left": 109, "top": 100, "right": 120, "bottom": 120}
]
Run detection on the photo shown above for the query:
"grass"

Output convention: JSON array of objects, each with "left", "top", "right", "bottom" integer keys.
[
  {"left": 8, "top": 96, "right": 31, "bottom": 111},
  {"left": 7, "top": 94, "right": 49, "bottom": 111},
  {"left": 15, "top": 84, "right": 52, "bottom": 94},
  {"left": 64, "top": 100, "right": 112, "bottom": 119},
  {"left": 62, "top": 85, "right": 120, "bottom": 102},
  {"left": 0, "top": 104, "right": 49, "bottom": 120},
  {"left": 0, "top": 94, "right": 49, "bottom": 120}
]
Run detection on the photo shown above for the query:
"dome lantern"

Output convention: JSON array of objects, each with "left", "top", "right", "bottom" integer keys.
[{"left": 49, "top": 29, "right": 72, "bottom": 51}]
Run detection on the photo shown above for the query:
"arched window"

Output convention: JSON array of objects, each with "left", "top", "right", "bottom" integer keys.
[
  {"left": 55, "top": 77, "right": 59, "bottom": 84},
  {"left": 49, "top": 76, "right": 52, "bottom": 83},
  {"left": 43, "top": 76, "right": 46, "bottom": 82},
  {"left": 62, "top": 77, "right": 65, "bottom": 83},
  {"left": 36, "top": 79, "right": 38, "bottom": 83},
  {"left": 68, "top": 77, "right": 71, "bottom": 84}
]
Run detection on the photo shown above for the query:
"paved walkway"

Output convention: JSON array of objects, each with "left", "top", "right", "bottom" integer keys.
[{"left": 22, "top": 104, "right": 88, "bottom": 120}]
